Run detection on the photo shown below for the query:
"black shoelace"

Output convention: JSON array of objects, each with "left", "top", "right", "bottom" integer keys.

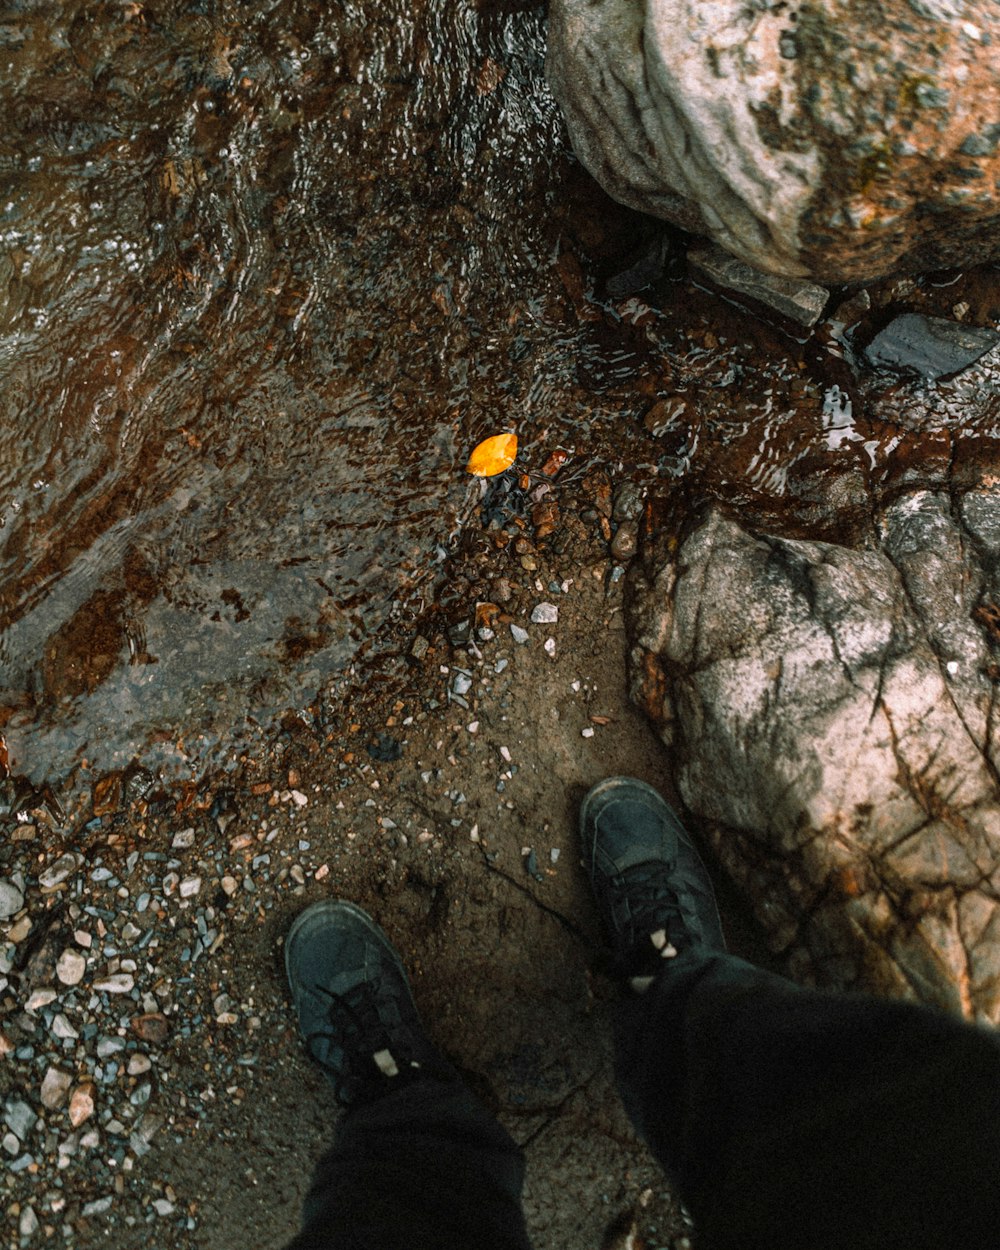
[{"left": 305, "top": 980, "right": 412, "bottom": 1101}]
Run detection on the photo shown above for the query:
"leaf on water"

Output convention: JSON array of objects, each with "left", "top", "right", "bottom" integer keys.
[{"left": 467, "top": 432, "right": 517, "bottom": 477}]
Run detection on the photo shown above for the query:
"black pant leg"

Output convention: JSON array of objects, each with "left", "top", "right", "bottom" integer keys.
[
  {"left": 615, "top": 950, "right": 1000, "bottom": 1250},
  {"left": 285, "top": 1073, "right": 533, "bottom": 1250}
]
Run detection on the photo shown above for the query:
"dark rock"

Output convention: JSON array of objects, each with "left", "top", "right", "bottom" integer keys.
[
  {"left": 865, "top": 313, "right": 1000, "bottom": 379},
  {"left": 604, "top": 233, "right": 671, "bottom": 299},
  {"left": 367, "top": 734, "right": 403, "bottom": 763}
]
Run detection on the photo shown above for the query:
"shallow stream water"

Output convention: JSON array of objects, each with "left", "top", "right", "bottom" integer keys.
[{"left": 2, "top": 0, "right": 999, "bottom": 784}]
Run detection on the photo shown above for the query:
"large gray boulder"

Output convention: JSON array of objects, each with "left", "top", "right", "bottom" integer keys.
[
  {"left": 627, "top": 491, "right": 1000, "bottom": 1022},
  {"left": 548, "top": 0, "right": 1000, "bottom": 283}
]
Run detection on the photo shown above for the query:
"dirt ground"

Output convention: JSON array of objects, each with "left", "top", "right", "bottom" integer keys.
[{"left": 1, "top": 469, "right": 773, "bottom": 1250}]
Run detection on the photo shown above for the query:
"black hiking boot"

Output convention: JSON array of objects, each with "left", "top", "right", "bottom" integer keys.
[
  {"left": 581, "top": 777, "right": 725, "bottom": 988},
  {"left": 284, "top": 899, "right": 446, "bottom": 1106}
]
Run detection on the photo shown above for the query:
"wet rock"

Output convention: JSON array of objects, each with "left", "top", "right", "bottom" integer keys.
[
  {"left": 628, "top": 490, "right": 1000, "bottom": 1022},
  {"left": 865, "top": 313, "right": 1000, "bottom": 379},
  {"left": 605, "top": 233, "right": 671, "bottom": 299},
  {"left": 548, "top": 1, "right": 1000, "bottom": 282},
  {"left": 688, "top": 245, "right": 829, "bottom": 328}
]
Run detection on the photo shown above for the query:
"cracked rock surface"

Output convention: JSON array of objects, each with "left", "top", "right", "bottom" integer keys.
[
  {"left": 547, "top": 0, "right": 1000, "bottom": 283},
  {"left": 628, "top": 490, "right": 1000, "bottom": 1022}
]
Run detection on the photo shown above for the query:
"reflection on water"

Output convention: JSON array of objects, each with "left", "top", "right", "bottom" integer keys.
[{"left": 1, "top": 0, "right": 999, "bottom": 783}]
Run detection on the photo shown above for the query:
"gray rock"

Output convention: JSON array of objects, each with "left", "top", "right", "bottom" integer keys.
[
  {"left": 688, "top": 245, "right": 829, "bottom": 328},
  {"left": 548, "top": 1, "right": 1000, "bottom": 283},
  {"left": 865, "top": 313, "right": 1000, "bottom": 379},
  {"left": 38, "top": 853, "right": 80, "bottom": 890},
  {"left": 530, "top": 602, "right": 559, "bottom": 624},
  {"left": 3, "top": 1097, "right": 37, "bottom": 1141},
  {"left": 628, "top": 490, "right": 1000, "bottom": 1022},
  {"left": 18, "top": 1205, "right": 38, "bottom": 1240},
  {"left": 0, "top": 878, "right": 24, "bottom": 919}
]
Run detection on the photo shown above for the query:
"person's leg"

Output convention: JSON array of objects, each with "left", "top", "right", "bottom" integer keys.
[
  {"left": 581, "top": 777, "right": 1000, "bottom": 1250},
  {"left": 283, "top": 900, "right": 532, "bottom": 1250},
  {"left": 616, "top": 949, "right": 1000, "bottom": 1250}
]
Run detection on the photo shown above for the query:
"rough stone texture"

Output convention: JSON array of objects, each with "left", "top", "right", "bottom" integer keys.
[
  {"left": 627, "top": 490, "right": 1000, "bottom": 1022},
  {"left": 688, "top": 244, "right": 829, "bottom": 327},
  {"left": 547, "top": 1, "right": 1000, "bottom": 283}
]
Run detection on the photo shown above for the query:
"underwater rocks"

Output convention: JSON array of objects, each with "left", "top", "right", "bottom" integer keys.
[
  {"left": 548, "top": 0, "right": 1000, "bottom": 283},
  {"left": 627, "top": 491, "right": 1000, "bottom": 1022}
]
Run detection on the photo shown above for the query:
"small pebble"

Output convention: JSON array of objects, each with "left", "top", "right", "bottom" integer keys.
[
  {"left": 3, "top": 1098, "right": 37, "bottom": 1140},
  {"left": 582, "top": 727, "right": 595, "bottom": 738},
  {"left": 81, "top": 1196, "right": 113, "bottom": 1217},
  {"left": 40, "top": 1067, "right": 72, "bottom": 1110},
  {"left": 531, "top": 602, "right": 559, "bottom": 624},
  {"left": 93, "top": 973, "right": 134, "bottom": 994},
  {"left": 171, "top": 827, "right": 195, "bottom": 849},
  {"left": 128, "top": 1053, "right": 152, "bottom": 1076},
  {"left": 38, "top": 854, "right": 80, "bottom": 889},
  {"left": 132, "top": 1013, "right": 169, "bottom": 1046},
  {"left": 179, "top": 875, "right": 202, "bottom": 898},
  {"left": 56, "top": 948, "right": 86, "bottom": 986},
  {"left": 26, "top": 989, "right": 58, "bottom": 1012},
  {"left": 51, "top": 1014, "right": 79, "bottom": 1040},
  {"left": 510, "top": 624, "right": 529, "bottom": 645},
  {"left": 0, "top": 878, "right": 24, "bottom": 919},
  {"left": 69, "top": 1084, "right": 96, "bottom": 1127}
]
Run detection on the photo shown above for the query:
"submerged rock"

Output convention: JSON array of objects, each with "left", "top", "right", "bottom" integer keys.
[
  {"left": 865, "top": 313, "right": 1000, "bottom": 379},
  {"left": 548, "top": 1, "right": 1000, "bottom": 283},
  {"left": 627, "top": 491, "right": 1000, "bottom": 1022}
]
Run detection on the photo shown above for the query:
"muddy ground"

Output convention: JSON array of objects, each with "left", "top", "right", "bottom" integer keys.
[{"left": 1, "top": 470, "right": 776, "bottom": 1250}]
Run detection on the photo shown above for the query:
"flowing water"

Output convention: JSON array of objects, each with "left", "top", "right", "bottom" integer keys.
[{"left": 2, "top": 0, "right": 999, "bottom": 785}]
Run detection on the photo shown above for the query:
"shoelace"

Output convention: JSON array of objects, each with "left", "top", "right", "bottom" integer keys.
[
  {"left": 305, "top": 980, "right": 414, "bottom": 1097},
  {"left": 613, "top": 864, "right": 689, "bottom": 964}
]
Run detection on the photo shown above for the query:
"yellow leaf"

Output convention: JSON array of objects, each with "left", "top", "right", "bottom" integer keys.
[{"left": 466, "top": 432, "right": 517, "bottom": 477}]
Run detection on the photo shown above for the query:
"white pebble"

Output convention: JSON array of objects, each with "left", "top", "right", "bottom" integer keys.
[
  {"left": 93, "top": 973, "right": 134, "bottom": 994},
  {"left": 56, "top": 949, "right": 86, "bottom": 986},
  {"left": 581, "top": 727, "right": 595, "bottom": 738}
]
